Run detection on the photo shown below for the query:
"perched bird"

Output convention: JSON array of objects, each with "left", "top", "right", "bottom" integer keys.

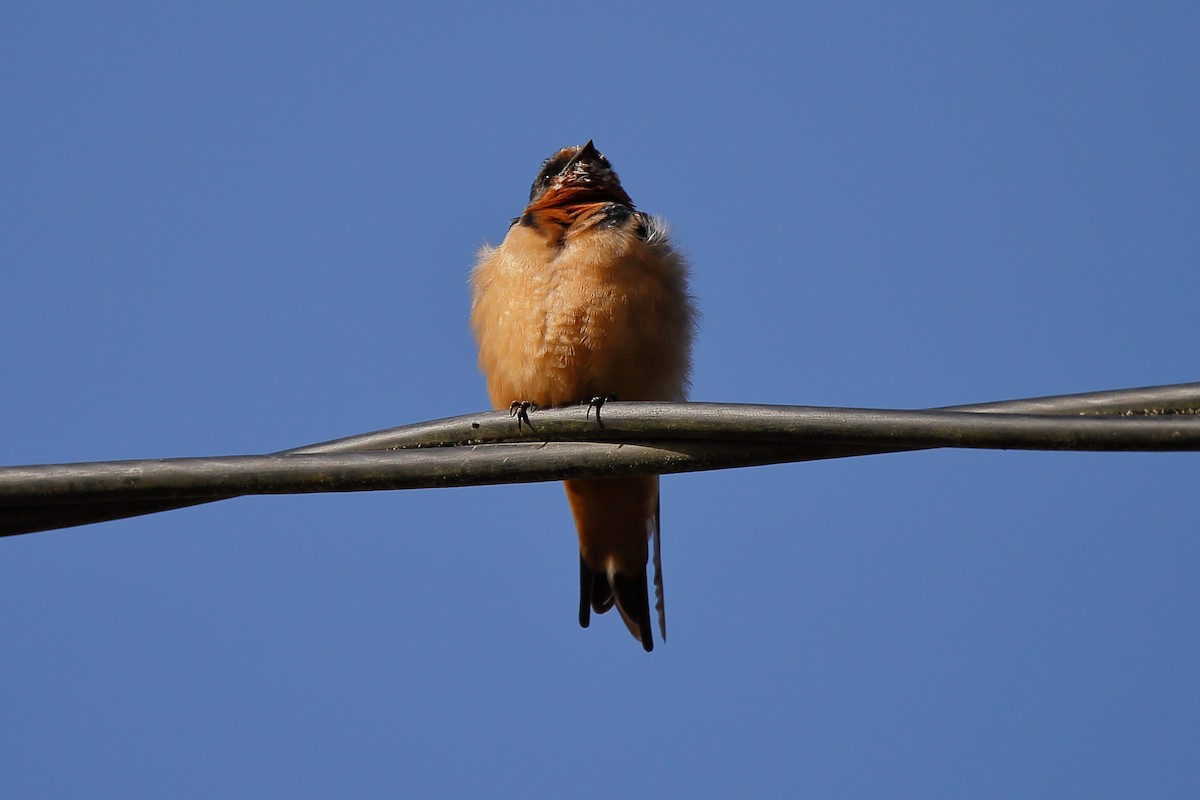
[{"left": 469, "top": 141, "right": 696, "bottom": 651}]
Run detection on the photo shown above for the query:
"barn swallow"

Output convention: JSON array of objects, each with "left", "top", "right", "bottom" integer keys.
[{"left": 469, "top": 141, "right": 696, "bottom": 651}]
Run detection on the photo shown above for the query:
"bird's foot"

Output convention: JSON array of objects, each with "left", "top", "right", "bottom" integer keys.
[
  {"left": 509, "top": 400, "right": 537, "bottom": 431},
  {"left": 586, "top": 394, "right": 618, "bottom": 426}
]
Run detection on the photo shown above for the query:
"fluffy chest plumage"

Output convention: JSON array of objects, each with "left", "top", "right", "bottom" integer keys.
[{"left": 469, "top": 211, "right": 692, "bottom": 408}]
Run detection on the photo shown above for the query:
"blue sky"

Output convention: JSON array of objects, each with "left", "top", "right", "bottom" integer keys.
[{"left": 3, "top": 3, "right": 1198, "bottom": 797}]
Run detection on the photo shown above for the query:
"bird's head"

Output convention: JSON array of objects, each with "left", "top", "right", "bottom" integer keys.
[{"left": 527, "top": 140, "right": 633, "bottom": 208}]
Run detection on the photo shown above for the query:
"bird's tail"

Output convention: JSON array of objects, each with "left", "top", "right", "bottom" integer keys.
[
  {"left": 566, "top": 476, "right": 664, "bottom": 652},
  {"left": 579, "top": 556, "right": 656, "bottom": 651}
]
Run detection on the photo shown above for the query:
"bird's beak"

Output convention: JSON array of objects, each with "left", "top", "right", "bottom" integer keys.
[{"left": 564, "top": 140, "right": 599, "bottom": 171}]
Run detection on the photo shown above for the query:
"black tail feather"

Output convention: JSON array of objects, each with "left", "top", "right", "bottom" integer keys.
[
  {"left": 612, "top": 571, "right": 654, "bottom": 652},
  {"left": 578, "top": 556, "right": 595, "bottom": 628},
  {"left": 579, "top": 556, "right": 614, "bottom": 623},
  {"left": 578, "top": 555, "right": 654, "bottom": 652}
]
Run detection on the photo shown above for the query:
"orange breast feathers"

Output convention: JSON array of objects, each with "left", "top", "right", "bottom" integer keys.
[{"left": 469, "top": 206, "right": 694, "bottom": 409}]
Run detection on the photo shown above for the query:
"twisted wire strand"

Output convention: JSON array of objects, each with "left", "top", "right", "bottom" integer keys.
[{"left": 3, "top": 382, "right": 1198, "bottom": 536}]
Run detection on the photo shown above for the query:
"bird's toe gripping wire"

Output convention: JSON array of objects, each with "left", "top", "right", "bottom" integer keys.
[
  {"left": 508, "top": 400, "right": 538, "bottom": 431},
  {"left": 586, "top": 394, "right": 618, "bottom": 426}
]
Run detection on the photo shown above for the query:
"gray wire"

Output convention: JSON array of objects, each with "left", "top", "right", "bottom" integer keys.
[{"left": 3, "top": 382, "right": 1197, "bottom": 537}]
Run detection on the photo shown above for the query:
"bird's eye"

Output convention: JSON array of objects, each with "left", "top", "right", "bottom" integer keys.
[{"left": 529, "top": 152, "right": 576, "bottom": 199}]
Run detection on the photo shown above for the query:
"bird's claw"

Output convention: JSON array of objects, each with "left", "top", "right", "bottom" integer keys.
[
  {"left": 586, "top": 394, "right": 618, "bottom": 426},
  {"left": 509, "top": 400, "right": 537, "bottom": 431}
]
